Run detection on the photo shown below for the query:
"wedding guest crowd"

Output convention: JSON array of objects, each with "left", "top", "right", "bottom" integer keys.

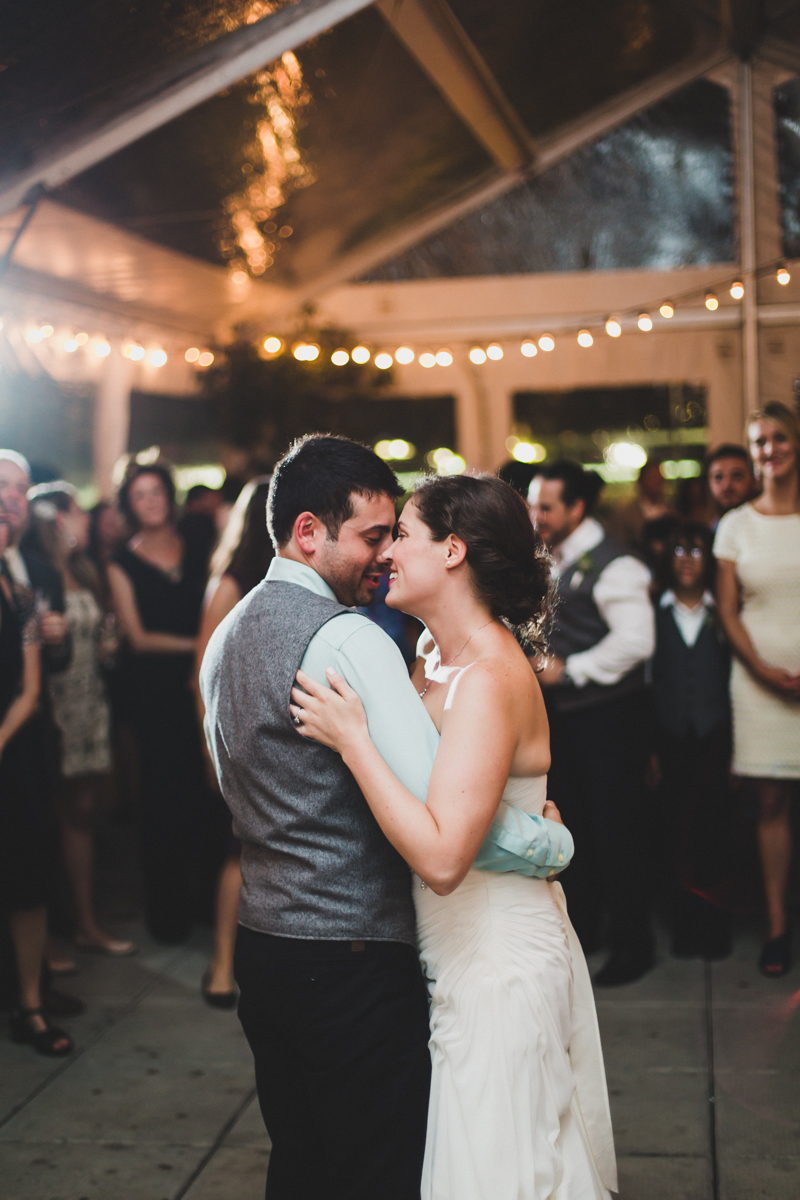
[
  {"left": 0, "top": 450, "right": 242, "bottom": 1055},
  {"left": 528, "top": 401, "right": 800, "bottom": 981},
  {"left": 0, "top": 398, "right": 798, "bottom": 1059}
]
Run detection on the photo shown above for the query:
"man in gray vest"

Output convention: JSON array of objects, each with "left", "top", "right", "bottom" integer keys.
[
  {"left": 530, "top": 460, "right": 656, "bottom": 987},
  {"left": 200, "top": 435, "right": 573, "bottom": 1200}
]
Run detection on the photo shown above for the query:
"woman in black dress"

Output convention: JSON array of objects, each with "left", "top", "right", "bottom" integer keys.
[
  {"left": 108, "top": 463, "right": 213, "bottom": 943},
  {"left": 0, "top": 502, "right": 73, "bottom": 1055}
]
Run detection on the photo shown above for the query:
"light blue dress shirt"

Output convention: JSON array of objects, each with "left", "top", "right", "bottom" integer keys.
[{"left": 270, "top": 557, "right": 573, "bottom": 878}]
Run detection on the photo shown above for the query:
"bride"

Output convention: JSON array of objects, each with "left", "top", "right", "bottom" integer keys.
[{"left": 290, "top": 473, "right": 617, "bottom": 1200}]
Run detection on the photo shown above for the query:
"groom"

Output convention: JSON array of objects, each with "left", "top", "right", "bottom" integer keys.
[{"left": 200, "top": 435, "right": 573, "bottom": 1200}]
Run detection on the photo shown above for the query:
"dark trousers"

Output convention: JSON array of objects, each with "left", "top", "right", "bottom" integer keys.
[
  {"left": 134, "top": 696, "right": 221, "bottom": 943},
  {"left": 235, "top": 926, "right": 432, "bottom": 1200},
  {"left": 546, "top": 690, "right": 652, "bottom": 954},
  {"left": 657, "top": 724, "right": 733, "bottom": 947}
]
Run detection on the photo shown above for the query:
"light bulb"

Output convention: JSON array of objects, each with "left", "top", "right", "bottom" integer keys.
[
  {"left": 128, "top": 344, "right": 145, "bottom": 362},
  {"left": 63, "top": 339, "right": 79, "bottom": 353},
  {"left": 777, "top": 265, "right": 791, "bottom": 285},
  {"left": 520, "top": 340, "right": 537, "bottom": 357},
  {"left": 486, "top": 343, "right": 503, "bottom": 360},
  {"left": 605, "top": 319, "right": 622, "bottom": 338},
  {"left": 512, "top": 441, "right": 546, "bottom": 464},
  {"left": 197, "top": 351, "right": 214, "bottom": 367},
  {"left": 95, "top": 341, "right": 111, "bottom": 358},
  {"left": 419, "top": 352, "right": 436, "bottom": 369},
  {"left": 538, "top": 334, "right": 555, "bottom": 352},
  {"left": 659, "top": 302, "right": 675, "bottom": 318},
  {"left": 351, "top": 345, "right": 370, "bottom": 364},
  {"left": 75, "top": 333, "right": 89, "bottom": 345},
  {"left": 395, "top": 346, "right": 415, "bottom": 365},
  {"left": 149, "top": 348, "right": 167, "bottom": 367},
  {"left": 263, "top": 336, "right": 282, "bottom": 354},
  {"left": 469, "top": 347, "right": 487, "bottom": 364},
  {"left": 375, "top": 352, "right": 393, "bottom": 370},
  {"left": 637, "top": 313, "right": 653, "bottom": 332},
  {"left": 435, "top": 349, "right": 453, "bottom": 367},
  {"left": 331, "top": 349, "right": 349, "bottom": 366},
  {"left": 730, "top": 280, "right": 744, "bottom": 300},
  {"left": 40, "top": 325, "right": 53, "bottom": 339},
  {"left": 577, "top": 330, "right": 593, "bottom": 347},
  {"left": 704, "top": 292, "right": 719, "bottom": 310},
  {"left": 185, "top": 347, "right": 200, "bottom": 363}
]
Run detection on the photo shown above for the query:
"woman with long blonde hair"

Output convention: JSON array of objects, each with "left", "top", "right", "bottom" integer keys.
[{"left": 714, "top": 401, "right": 800, "bottom": 977}]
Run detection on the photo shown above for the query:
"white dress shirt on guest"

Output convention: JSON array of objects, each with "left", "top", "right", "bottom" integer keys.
[
  {"left": 659, "top": 590, "right": 715, "bottom": 647},
  {"left": 551, "top": 516, "right": 655, "bottom": 688}
]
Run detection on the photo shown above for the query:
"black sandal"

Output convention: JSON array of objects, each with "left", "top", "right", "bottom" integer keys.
[
  {"left": 10, "top": 1008, "right": 74, "bottom": 1056},
  {"left": 758, "top": 934, "right": 792, "bottom": 978}
]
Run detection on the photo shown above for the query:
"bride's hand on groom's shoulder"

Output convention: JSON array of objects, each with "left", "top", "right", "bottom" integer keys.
[{"left": 290, "top": 668, "right": 368, "bottom": 754}]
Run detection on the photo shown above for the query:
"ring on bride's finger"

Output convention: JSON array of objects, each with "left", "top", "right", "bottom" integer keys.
[{"left": 292, "top": 713, "right": 303, "bottom": 727}]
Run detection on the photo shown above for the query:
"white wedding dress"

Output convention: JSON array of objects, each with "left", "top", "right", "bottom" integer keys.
[{"left": 415, "top": 775, "right": 618, "bottom": 1200}]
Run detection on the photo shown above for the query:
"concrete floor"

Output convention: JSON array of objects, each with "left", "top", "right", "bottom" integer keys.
[{"left": 1, "top": 919, "right": 799, "bottom": 1199}]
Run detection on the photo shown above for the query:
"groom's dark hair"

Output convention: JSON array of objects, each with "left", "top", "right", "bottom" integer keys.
[{"left": 268, "top": 434, "right": 403, "bottom": 547}]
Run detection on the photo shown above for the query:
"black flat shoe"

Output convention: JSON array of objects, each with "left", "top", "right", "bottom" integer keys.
[
  {"left": 593, "top": 947, "right": 655, "bottom": 988},
  {"left": 201, "top": 971, "right": 237, "bottom": 1010},
  {"left": 758, "top": 934, "right": 791, "bottom": 978},
  {"left": 10, "top": 1009, "right": 74, "bottom": 1057}
]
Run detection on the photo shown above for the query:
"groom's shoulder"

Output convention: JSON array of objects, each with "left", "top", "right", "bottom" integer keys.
[{"left": 315, "top": 609, "right": 379, "bottom": 654}]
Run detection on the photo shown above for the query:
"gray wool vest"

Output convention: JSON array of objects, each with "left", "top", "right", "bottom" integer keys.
[
  {"left": 549, "top": 532, "right": 646, "bottom": 713},
  {"left": 200, "top": 579, "right": 416, "bottom": 944}
]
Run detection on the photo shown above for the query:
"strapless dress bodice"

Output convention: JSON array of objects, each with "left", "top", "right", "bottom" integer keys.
[{"left": 500, "top": 774, "right": 547, "bottom": 817}]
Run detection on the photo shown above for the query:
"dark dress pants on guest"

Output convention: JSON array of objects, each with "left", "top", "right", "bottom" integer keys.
[
  {"left": 235, "top": 926, "right": 432, "bottom": 1200},
  {"left": 134, "top": 690, "right": 220, "bottom": 944},
  {"left": 657, "top": 723, "right": 733, "bottom": 952},
  {"left": 546, "top": 690, "right": 652, "bottom": 955}
]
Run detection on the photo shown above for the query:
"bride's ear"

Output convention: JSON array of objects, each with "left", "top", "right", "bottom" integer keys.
[{"left": 443, "top": 533, "right": 468, "bottom": 570}]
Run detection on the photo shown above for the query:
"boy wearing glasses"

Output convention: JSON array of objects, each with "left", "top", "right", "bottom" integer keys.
[{"left": 652, "top": 522, "right": 733, "bottom": 960}]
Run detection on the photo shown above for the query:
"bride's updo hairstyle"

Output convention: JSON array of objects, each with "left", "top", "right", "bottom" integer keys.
[{"left": 412, "top": 473, "right": 552, "bottom": 654}]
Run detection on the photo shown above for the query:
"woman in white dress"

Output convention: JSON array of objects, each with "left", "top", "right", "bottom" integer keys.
[
  {"left": 291, "top": 473, "right": 617, "bottom": 1200},
  {"left": 714, "top": 401, "right": 800, "bottom": 977}
]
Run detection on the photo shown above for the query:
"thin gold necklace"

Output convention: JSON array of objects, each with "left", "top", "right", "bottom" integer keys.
[{"left": 418, "top": 619, "right": 495, "bottom": 698}]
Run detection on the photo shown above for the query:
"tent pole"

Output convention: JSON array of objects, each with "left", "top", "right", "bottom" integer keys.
[{"left": 738, "top": 60, "right": 759, "bottom": 418}]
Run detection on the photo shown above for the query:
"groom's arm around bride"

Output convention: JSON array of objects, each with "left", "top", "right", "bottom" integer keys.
[{"left": 200, "top": 435, "right": 572, "bottom": 1200}]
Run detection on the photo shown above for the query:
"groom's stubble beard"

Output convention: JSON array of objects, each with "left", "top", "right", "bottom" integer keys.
[{"left": 315, "top": 536, "right": 381, "bottom": 608}]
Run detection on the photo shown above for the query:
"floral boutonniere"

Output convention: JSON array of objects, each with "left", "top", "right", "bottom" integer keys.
[{"left": 569, "top": 553, "right": 595, "bottom": 590}]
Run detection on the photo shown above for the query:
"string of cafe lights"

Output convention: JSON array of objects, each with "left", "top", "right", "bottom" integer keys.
[
  {"left": 5, "top": 257, "right": 793, "bottom": 379},
  {"left": 0, "top": 316, "right": 217, "bottom": 372},
  {"left": 263, "top": 257, "right": 796, "bottom": 372}
]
